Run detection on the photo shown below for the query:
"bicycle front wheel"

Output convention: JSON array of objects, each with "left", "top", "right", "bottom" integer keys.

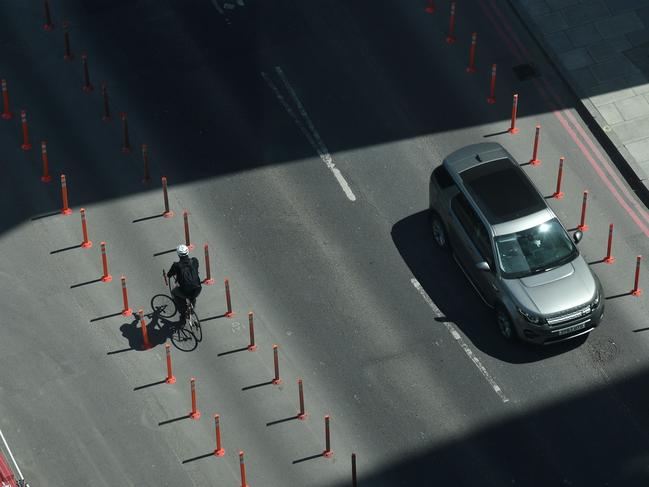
[
  {"left": 170, "top": 325, "right": 197, "bottom": 352},
  {"left": 189, "top": 311, "right": 202, "bottom": 342}
]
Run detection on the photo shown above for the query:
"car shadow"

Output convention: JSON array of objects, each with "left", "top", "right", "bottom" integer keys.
[{"left": 391, "top": 210, "right": 585, "bottom": 364}]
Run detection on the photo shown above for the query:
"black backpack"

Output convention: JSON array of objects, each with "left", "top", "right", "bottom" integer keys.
[{"left": 179, "top": 260, "right": 201, "bottom": 293}]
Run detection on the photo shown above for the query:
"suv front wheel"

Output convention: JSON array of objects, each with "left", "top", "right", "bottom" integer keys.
[
  {"left": 429, "top": 211, "right": 448, "bottom": 250},
  {"left": 496, "top": 306, "right": 517, "bottom": 341}
]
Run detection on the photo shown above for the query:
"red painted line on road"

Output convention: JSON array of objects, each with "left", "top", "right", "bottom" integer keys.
[
  {"left": 0, "top": 451, "right": 17, "bottom": 487},
  {"left": 563, "top": 107, "right": 649, "bottom": 225},
  {"left": 546, "top": 93, "right": 649, "bottom": 235},
  {"left": 476, "top": 0, "right": 649, "bottom": 237}
]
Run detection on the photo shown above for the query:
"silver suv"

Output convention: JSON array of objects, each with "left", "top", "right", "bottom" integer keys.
[{"left": 428, "top": 143, "right": 604, "bottom": 344}]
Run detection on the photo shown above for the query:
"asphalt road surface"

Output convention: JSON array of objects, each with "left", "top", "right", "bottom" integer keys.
[{"left": 2, "top": 0, "right": 649, "bottom": 486}]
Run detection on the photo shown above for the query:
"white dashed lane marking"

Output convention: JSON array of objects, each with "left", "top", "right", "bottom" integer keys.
[
  {"left": 262, "top": 67, "right": 357, "bottom": 202},
  {"left": 411, "top": 277, "right": 509, "bottom": 403}
]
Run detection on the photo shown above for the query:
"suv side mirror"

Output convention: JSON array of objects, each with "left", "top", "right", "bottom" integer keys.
[
  {"left": 573, "top": 230, "right": 583, "bottom": 244},
  {"left": 476, "top": 261, "right": 491, "bottom": 271}
]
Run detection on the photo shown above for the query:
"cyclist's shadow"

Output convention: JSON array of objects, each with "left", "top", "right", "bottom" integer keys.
[{"left": 119, "top": 293, "right": 198, "bottom": 352}]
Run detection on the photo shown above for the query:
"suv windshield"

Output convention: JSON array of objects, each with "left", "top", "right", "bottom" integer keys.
[{"left": 495, "top": 218, "right": 578, "bottom": 279}]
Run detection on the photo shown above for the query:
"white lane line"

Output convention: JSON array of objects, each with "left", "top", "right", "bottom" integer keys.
[
  {"left": 262, "top": 67, "right": 357, "bottom": 202},
  {"left": 411, "top": 277, "right": 509, "bottom": 403},
  {"left": 275, "top": 66, "right": 332, "bottom": 164},
  {"left": 0, "top": 428, "right": 26, "bottom": 482}
]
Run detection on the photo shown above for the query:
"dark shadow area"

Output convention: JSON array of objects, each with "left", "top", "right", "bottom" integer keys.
[
  {"left": 181, "top": 452, "right": 215, "bottom": 464},
  {"left": 292, "top": 453, "right": 325, "bottom": 465},
  {"left": 217, "top": 346, "right": 248, "bottom": 357},
  {"left": 158, "top": 414, "right": 190, "bottom": 426},
  {"left": 242, "top": 380, "right": 274, "bottom": 391},
  {"left": 391, "top": 210, "right": 586, "bottom": 363},
  {"left": 70, "top": 277, "right": 103, "bottom": 288},
  {"left": 90, "top": 311, "right": 123, "bottom": 322},
  {"left": 266, "top": 415, "right": 298, "bottom": 426},
  {"left": 50, "top": 243, "right": 83, "bottom": 254},
  {"left": 328, "top": 364, "right": 649, "bottom": 487},
  {"left": 133, "top": 379, "right": 166, "bottom": 391},
  {"left": 1, "top": 0, "right": 646, "bottom": 246},
  {"left": 132, "top": 213, "right": 165, "bottom": 223},
  {"left": 633, "top": 327, "right": 649, "bottom": 333}
]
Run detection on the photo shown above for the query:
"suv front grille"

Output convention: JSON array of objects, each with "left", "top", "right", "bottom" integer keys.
[{"left": 546, "top": 304, "right": 592, "bottom": 327}]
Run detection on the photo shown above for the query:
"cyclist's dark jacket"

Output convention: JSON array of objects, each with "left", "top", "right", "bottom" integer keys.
[{"left": 167, "top": 256, "right": 200, "bottom": 294}]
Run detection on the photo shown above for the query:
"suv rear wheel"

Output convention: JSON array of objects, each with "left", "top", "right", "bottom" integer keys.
[
  {"left": 496, "top": 306, "right": 517, "bottom": 341},
  {"left": 429, "top": 211, "right": 448, "bottom": 250}
]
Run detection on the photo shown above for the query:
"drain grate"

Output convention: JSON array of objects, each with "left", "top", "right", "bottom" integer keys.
[{"left": 512, "top": 63, "right": 540, "bottom": 81}]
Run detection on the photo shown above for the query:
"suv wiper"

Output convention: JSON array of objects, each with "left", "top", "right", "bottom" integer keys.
[{"left": 530, "top": 254, "right": 576, "bottom": 275}]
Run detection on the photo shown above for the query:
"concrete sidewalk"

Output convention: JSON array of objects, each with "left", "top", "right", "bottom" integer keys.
[{"left": 510, "top": 0, "right": 649, "bottom": 193}]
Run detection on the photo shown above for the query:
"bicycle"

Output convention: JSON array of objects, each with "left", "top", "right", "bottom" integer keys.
[{"left": 164, "top": 269, "right": 203, "bottom": 342}]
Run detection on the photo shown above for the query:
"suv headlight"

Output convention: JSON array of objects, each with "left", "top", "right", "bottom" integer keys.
[
  {"left": 591, "top": 288, "right": 600, "bottom": 310},
  {"left": 517, "top": 306, "right": 542, "bottom": 325}
]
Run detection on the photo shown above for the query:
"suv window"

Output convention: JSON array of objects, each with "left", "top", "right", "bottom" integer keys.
[
  {"left": 451, "top": 193, "right": 494, "bottom": 267},
  {"left": 433, "top": 165, "right": 455, "bottom": 189}
]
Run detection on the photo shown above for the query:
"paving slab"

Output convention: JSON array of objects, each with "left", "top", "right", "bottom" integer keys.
[
  {"left": 510, "top": 0, "right": 649, "bottom": 186},
  {"left": 596, "top": 12, "right": 645, "bottom": 39},
  {"left": 626, "top": 139, "right": 649, "bottom": 162},
  {"left": 593, "top": 55, "right": 641, "bottom": 82},
  {"left": 536, "top": 12, "right": 569, "bottom": 34},
  {"left": 587, "top": 37, "right": 632, "bottom": 62},
  {"left": 566, "top": 23, "right": 603, "bottom": 47},
  {"left": 613, "top": 118, "right": 649, "bottom": 144},
  {"left": 634, "top": 83, "right": 649, "bottom": 95},
  {"left": 546, "top": 30, "right": 573, "bottom": 51},
  {"left": 558, "top": 47, "right": 594, "bottom": 70},
  {"left": 617, "top": 95, "right": 649, "bottom": 120},
  {"left": 596, "top": 102, "right": 624, "bottom": 125},
  {"left": 562, "top": 1, "right": 611, "bottom": 27}
]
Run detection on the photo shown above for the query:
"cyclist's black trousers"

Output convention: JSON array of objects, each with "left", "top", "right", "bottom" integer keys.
[{"left": 172, "top": 286, "right": 202, "bottom": 317}]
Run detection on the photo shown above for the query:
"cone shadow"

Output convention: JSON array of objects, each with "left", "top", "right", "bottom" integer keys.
[
  {"left": 51, "top": 243, "right": 83, "bottom": 254},
  {"left": 70, "top": 277, "right": 103, "bottom": 288},
  {"left": 158, "top": 414, "right": 190, "bottom": 426},
  {"left": 242, "top": 380, "right": 274, "bottom": 391},
  {"left": 182, "top": 452, "right": 215, "bottom": 464},
  {"left": 132, "top": 213, "right": 165, "bottom": 223},
  {"left": 292, "top": 453, "right": 326, "bottom": 464}
]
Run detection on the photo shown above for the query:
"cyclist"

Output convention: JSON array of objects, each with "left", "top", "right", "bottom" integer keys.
[{"left": 167, "top": 244, "right": 202, "bottom": 323}]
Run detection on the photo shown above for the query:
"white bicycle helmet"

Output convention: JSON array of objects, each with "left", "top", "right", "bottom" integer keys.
[{"left": 176, "top": 244, "right": 189, "bottom": 257}]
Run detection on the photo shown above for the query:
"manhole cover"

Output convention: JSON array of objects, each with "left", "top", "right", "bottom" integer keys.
[
  {"left": 512, "top": 63, "right": 540, "bottom": 81},
  {"left": 587, "top": 336, "right": 619, "bottom": 364}
]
